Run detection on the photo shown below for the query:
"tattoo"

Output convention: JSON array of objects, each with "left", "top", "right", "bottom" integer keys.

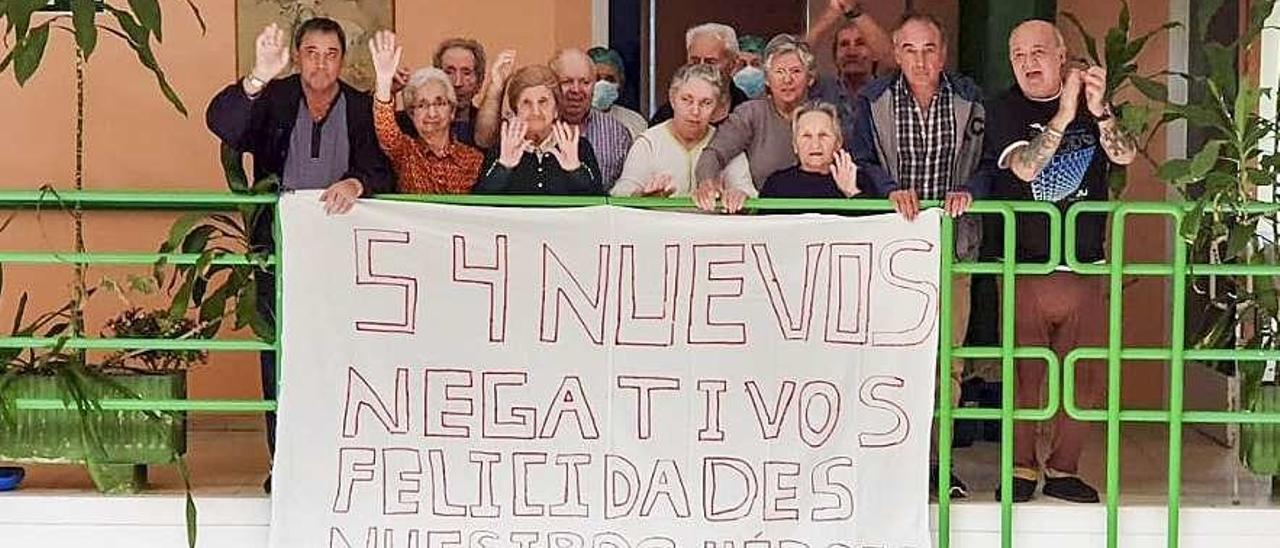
[
  {"left": 1098, "top": 121, "right": 1138, "bottom": 162},
  {"left": 1013, "top": 128, "right": 1063, "bottom": 178}
]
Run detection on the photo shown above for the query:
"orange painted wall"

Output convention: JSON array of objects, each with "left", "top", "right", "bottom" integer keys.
[
  {"left": 0, "top": 0, "right": 591, "bottom": 404},
  {"left": 0, "top": 0, "right": 1173, "bottom": 409}
]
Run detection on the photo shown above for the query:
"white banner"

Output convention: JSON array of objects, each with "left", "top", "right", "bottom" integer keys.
[{"left": 272, "top": 192, "right": 940, "bottom": 548}]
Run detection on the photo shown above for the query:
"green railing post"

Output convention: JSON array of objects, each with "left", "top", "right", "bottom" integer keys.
[
  {"left": 938, "top": 213, "right": 956, "bottom": 548},
  {"left": 1165, "top": 206, "right": 1189, "bottom": 548},
  {"left": 1105, "top": 208, "right": 1128, "bottom": 548},
  {"left": 999, "top": 204, "right": 1017, "bottom": 548}
]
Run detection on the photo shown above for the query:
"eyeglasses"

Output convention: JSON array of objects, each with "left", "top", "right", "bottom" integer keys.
[{"left": 411, "top": 99, "right": 454, "bottom": 112}]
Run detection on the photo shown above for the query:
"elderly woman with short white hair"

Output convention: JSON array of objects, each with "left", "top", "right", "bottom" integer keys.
[
  {"left": 370, "top": 30, "right": 483, "bottom": 194},
  {"left": 692, "top": 34, "right": 819, "bottom": 212},
  {"left": 611, "top": 63, "right": 751, "bottom": 198}
]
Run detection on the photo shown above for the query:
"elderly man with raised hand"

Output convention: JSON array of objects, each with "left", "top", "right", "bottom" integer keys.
[
  {"left": 650, "top": 23, "right": 751, "bottom": 126},
  {"left": 588, "top": 46, "right": 648, "bottom": 139},
  {"left": 848, "top": 12, "right": 987, "bottom": 500},
  {"left": 549, "top": 48, "right": 634, "bottom": 190},
  {"left": 985, "top": 20, "right": 1137, "bottom": 505},
  {"left": 691, "top": 35, "right": 817, "bottom": 213},
  {"left": 206, "top": 18, "right": 392, "bottom": 492},
  {"left": 432, "top": 38, "right": 486, "bottom": 145},
  {"left": 806, "top": 0, "right": 893, "bottom": 125},
  {"left": 611, "top": 63, "right": 751, "bottom": 198}
]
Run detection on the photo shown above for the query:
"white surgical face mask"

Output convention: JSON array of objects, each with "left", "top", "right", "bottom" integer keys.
[
  {"left": 733, "top": 66, "right": 766, "bottom": 99},
  {"left": 592, "top": 80, "right": 621, "bottom": 110}
]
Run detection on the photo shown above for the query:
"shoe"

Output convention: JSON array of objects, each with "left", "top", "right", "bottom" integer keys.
[
  {"left": 995, "top": 476, "right": 1037, "bottom": 503},
  {"left": 1042, "top": 476, "right": 1099, "bottom": 503},
  {"left": 263, "top": 473, "right": 272, "bottom": 494},
  {"left": 929, "top": 464, "right": 970, "bottom": 499}
]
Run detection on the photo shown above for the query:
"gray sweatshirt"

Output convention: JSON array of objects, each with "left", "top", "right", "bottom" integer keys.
[{"left": 694, "top": 99, "right": 796, "bottom": 189}]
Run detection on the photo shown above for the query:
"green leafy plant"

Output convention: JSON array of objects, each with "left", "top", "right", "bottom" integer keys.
[
  {"left": 1063, "top": 0, "right": 1181, "bottom": 195},
  {"left": 101, "top": 307, "right": 208, "bottom": 374},
  {"left": 2, "top": 4, "right": 206, "bottom": 542},
  {"left": 158, "top": 144, "right": 278, "bottom": 343},
  {"left": 1150, "top": 0, "right": 1280, "bottom": 474}
]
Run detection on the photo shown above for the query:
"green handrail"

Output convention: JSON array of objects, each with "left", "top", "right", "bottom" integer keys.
[{"left": 1, "top": 191, "right": 1278, "bottom": 548}]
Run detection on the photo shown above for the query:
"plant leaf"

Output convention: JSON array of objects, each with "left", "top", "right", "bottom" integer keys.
[
  {"left": 70, "top": 0, "right": 98, "bottom": 59},
  {"left": 1234, "top": 82, "right": 1262, "bottom": 136},
  {"left": 182, "top": 0, "right": 206, "bottom": 35},
  {"left": 1195, "top": 0, "right": 1226, "bottom": 42},
  {"left": 1131, "top": 75, "right": 1169, "bottom": 102},
  {"left": 1189, "top": 140, "right": 1224, "bottom": 180},
  {"left": 99, "top": 10, "right": 187, "bottom": 115},
  {"left": 220, "top": 144, "right": 250, "bottom": 193},
  {"left": 14, "top": 22, "right": 50, "bottom": 86},
  {"left": 1062, "top": 11, "right": 1102, "bottom": 66},
  {"left": 8, "top": 0, "right": 45, "bottom": 43},
  {"left": 1158, "top": 158, "right": 1192, "bottom": 184},
  {"left": 1204, "top": 43, "right": 1237, "bottom": 103},
  {"left": 127, "top": 0, "right": 162, "bottom": 42}
]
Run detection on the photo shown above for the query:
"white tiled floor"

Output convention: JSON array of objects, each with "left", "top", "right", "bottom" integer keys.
[{"left": 3, "top": 419, "right": 1277, "bottom": 507}]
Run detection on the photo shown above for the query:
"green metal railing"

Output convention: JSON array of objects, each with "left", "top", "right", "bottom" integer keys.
[{"left": 2, "top": 190, "right": 1279, "bottom": 548}]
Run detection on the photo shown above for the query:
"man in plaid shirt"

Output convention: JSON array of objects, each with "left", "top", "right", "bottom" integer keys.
[{"left": 849, "top": 12, "right": 988, "bottom": 500}]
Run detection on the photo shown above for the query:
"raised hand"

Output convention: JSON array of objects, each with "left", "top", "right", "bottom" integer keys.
[
  {"left": 1082, "top": 65, "right": 1109, "bottom": 117},
  {"left": 368, "top": 30, "right": 403, "bottom": 102},
  {"left": 252, "top": 23, "right": 290, "bottom": 83},
  {"left": 490, "top": 50, "right": 517, "bottom": 89},
  {"left": 1057, "top": 67, "right": 1084, "bottom": 124},
  {"left": 640, "top": 173, "right": 676, "bottom": 197},
  {"left": 391, "top": 66, "right": 411, "bottom": 95},
  {"left": 547, "top": 122, "right": 582, "bottom": 171},
  {"left": 498, "top": 118, "right": 530, "bottom": 168},
  {"left": 829, "top": 149, "right": 860, "bottom": 197}
]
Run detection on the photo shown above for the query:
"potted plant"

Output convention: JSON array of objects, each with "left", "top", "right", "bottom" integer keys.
[
  {"left": 0, "top": 303, "right": 204, "bottom": 494},
  {"left": 1153, "top": 0, "right": 1280, "bottom": 478}
]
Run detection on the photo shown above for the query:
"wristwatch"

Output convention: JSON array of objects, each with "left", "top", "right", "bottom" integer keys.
[
  {"left": 1094, "top": 105, "right": 1115, "bottom": 122},
  {"left": 245, "top": 74, "right": 268, "bottom": 93}
]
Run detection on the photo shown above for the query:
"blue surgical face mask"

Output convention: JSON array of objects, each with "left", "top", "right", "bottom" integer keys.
[
  {"left": 592, "top": 80, "right": 621, "bottom": 110},
  {"left": 733, "top": 66, "right": 766, "bottom": 99}
]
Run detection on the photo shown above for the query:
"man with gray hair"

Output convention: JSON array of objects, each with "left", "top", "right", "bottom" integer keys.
[
  {"left": 550, "top": 48, "right": 633, "bottom": 188},
  {"left": 848, "top": 12, "right": 987, "bottom": 500},
  {"left": 649, "top": 22, "right": 751, "bottom": 126}
]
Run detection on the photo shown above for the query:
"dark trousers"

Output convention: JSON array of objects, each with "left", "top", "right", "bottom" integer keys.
[{"left": 257, "top": 271, "right": 277, "bottom": 456}]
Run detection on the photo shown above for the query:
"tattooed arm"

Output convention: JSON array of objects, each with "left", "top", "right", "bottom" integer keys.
[
  {"left": 1007, "top": 127, "right": 1065, "bottom": 182},
  {"left": 1097, "top": 117, "right": 1137, "bottom": 165}
]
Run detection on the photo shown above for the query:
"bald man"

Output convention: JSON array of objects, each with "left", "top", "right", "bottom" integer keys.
[
  {"left": 551, "top": 48, "right": 633, "bottom": 188},
  {"left": 982, "top": 19, "right": 1137, "bottom": 504}
]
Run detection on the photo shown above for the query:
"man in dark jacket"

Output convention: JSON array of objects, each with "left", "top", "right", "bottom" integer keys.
[{"left": 205, "top": 17, "right": 392, "bottom": 491}]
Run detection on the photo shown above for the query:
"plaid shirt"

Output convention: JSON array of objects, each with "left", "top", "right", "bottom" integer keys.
[
  {"left": 892, "top": 74, "right": 958, "bottom": 200},
  {"left": 581, "top": 109, "right": 633, "bottom": 191}
]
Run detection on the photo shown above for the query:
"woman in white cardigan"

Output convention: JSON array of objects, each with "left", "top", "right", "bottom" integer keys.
[{"left": 610, "top": 64, "right": 752, "bottom": 198}]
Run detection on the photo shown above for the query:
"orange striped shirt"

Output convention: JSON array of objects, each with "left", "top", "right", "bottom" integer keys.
[{"left": 373, "top": 100, "right": 482, "bottom": 194}]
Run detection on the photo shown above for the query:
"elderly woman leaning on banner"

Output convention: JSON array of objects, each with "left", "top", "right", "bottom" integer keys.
[
  {"left": 472, "top": 64, "right": 604, "bottom": 195},
  {"left": 369, "top": 31, "right": 484, "bottom": 194},
  {"left": 759, "top": 101, "right": 860, "bottom": 199},
  {"left": 691, "top": 35, "right": 820, "bottom": 213},
  {"left": 609, "top": 64, "right": 752, "bottom": 200}
]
